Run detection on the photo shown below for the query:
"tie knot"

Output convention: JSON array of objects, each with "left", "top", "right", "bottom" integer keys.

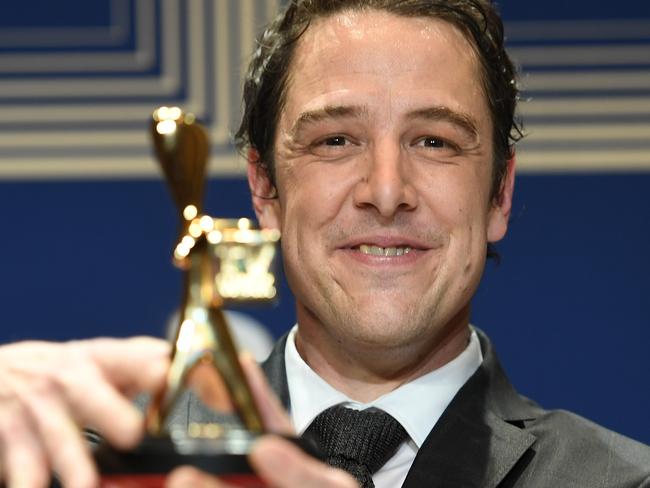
[{"left": 302, "top": 405, "right": 408, "bottom": 487}]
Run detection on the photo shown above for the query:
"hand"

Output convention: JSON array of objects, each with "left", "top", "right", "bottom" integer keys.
[
  {"left": 167, "top": 437, "right": 357, "bottom": 488},
  {"left": 0, "top": 337, "right": 169, "bottom": 488},
  {"left": 165, "top": 354, "right": 357, "bottom": 488}
]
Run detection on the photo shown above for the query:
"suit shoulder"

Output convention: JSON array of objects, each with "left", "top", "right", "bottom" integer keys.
[{"left": 525, "top": 409, "right": 650, "bottom": 483}]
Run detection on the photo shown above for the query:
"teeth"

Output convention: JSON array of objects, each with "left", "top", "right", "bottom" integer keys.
[{"left": 358, "top": 244, "right": 412, "bottom": 256}]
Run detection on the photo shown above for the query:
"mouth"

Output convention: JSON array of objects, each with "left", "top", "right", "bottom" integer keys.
[
  {"left": 336, "top": 241, "right": 428, "bottom": 269},
  {"left": 337, "top": 235, "right": 433, "bottom": 263},
  {"left": 356, "top": 244, "right": 413, "bottom": 257}
]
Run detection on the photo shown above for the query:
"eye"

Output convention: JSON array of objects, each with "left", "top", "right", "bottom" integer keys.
[
  {"left": 414, "top": 136, "right": 447, "bottom": 149},
  {"left": 411, "top": 135, "right": 461, "bottom": 160},
  {"left": 320, "top": 135, "right": 348, "bottom": 146},
  {"left": 309, "top": 134, "right": 359, "bottom": 158}
]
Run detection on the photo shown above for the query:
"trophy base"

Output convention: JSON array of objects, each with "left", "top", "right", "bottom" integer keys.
[
  {"left": 94, "top": 432, "right": 264, "bottom": 488},
  {"left": 91, "top": 430, "right": 322, "bottom": 488}
]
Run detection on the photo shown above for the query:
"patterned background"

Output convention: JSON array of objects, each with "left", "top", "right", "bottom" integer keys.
[{"left": 0, "top": 1, "right": 648, "bottom": 443}]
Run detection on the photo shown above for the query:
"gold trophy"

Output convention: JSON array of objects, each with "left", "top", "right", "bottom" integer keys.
[
  {"left": 94, "top": 107, "right": 286, "bottom": 487},
  {"left": 147, "top": 106, "right": 280, "bottom": 436}
]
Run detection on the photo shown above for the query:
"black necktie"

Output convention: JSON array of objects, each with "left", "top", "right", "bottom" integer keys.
[{"left": 302, "top": 405, "right": 408, "bottom": 488}]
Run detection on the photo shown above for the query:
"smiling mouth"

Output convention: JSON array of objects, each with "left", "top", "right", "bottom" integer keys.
[{"left": 357, "top": 244, "right": 413, "bottom": 257}]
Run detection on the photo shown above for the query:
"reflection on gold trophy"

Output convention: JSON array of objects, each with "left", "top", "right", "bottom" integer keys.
[
  {"left": 148, "top": 105, "right": 280, "bottom": 440},
  {"left": 95, "top": 107, "right": 280, "bottom": 487}
]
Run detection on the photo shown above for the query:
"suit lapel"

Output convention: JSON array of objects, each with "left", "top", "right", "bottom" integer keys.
[
  {"left": 261, "top": 332, "right": 291, "bottom": 409},
  {"left": 403, "top": 329, "right": 539, "bottom": 488},
  {"left": 261, "top": 329, "right": 541, "bottom": 487},
  {"left": 402, "top": 405, "right": 536, "bottom": 487}
]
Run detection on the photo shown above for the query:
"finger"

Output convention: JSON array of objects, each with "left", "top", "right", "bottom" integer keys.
[
  {"left": 47, "top": 341, "right": 149, "bottom": 450},
  {"left": 166, "top": 466, "right": 238, "bottom": 488},
  {"left": 81, "top": 337, "right": 170, "bottom": 395},
  {"left": 240, "top": 353, "right": 294, "bottom": 435},
  {"left": 0, "top": 402, "right": 49, "bottom": 488},
  {"left": 250, "top": 436, "right": 358, "bottom": 488},
  {"left": 65, "top": 377, "right": 144, "bottom": 450},
  {"left": 21, "top": 392, "right": 98, "bottom": 488}
]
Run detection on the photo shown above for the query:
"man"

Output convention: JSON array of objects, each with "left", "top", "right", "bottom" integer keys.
[{"left": 0, "top": 1, "right": 648, "bottom": 487}]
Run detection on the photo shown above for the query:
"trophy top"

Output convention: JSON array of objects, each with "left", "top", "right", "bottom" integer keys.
[
  {"left": 153, "top": 106, "right": 196, "bottom": 131},
  {"left": 151, "top": 106, "right": 208, "bottom": 217}
]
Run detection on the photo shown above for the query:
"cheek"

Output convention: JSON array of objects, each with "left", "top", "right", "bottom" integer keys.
[
  {"left": 418, "top": 167, "right": 492, "bottom": 266},
  {"left": 280, "top": 162, "right": 358, "bottom": 222},
  {"left": 275, "top": 172, "right": 333, "bottom": 260},
  {"left": 419, "top": 170, "right": 485, "bottom": 228}
]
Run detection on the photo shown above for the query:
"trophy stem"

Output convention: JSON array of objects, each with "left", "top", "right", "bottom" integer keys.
[
  {"left": 147, "top": 239, "right": 265, "bottom": 435},
  {"left": 207, "top": 306, "right": 264, "bottom": 433}
]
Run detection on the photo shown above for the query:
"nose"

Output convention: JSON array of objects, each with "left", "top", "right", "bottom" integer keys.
[{"left": 353, "top": 142, "right": 418, "bottom": 219}]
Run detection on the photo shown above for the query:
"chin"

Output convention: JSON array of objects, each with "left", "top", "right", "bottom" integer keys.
[{"left": 336, "top": 308, "right": 429, "bottom": 349}]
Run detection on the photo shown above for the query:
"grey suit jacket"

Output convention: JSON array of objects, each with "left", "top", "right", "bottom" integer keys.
[{"left": 256, "top": 329, "right": 650, "bottom": 487}]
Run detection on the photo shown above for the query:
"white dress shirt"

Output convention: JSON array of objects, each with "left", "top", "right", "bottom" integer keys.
[{"left": 285, "top": 326, "right": 483, "bottom": 487}]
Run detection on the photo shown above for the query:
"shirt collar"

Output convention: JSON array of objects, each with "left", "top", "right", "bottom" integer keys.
[{"left": 284, "top": 325, "right": 483, "bottom": 448}]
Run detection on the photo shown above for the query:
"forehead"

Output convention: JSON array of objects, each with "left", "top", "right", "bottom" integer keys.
[
  {"left": 281, "top": 9, "right": 488, "bottom": 120},
  {"left": 302, "top": 9, "right": 477, "bottom": 59}
]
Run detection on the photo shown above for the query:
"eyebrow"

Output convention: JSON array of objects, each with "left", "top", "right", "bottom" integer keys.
[
  {"left": 289, "top": 105, "right": 368, "bottom": 139},
  {"left": 406, "top": 106, "right": 480, "bottom": 141},
  {"left": 288, "top": 104, "right": 480, "bottom": 142}
]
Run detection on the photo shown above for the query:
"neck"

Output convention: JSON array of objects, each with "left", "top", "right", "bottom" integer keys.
[{"left": 294, "top": 306, "right": 472, "bottom": 403}]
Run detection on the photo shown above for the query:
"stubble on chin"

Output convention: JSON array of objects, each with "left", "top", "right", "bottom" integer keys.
[{"left": 315, "top": 284, "right": 440, "bottom": 351}]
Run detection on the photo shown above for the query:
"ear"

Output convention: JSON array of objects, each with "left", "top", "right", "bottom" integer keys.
[
  {"left": 247, "top": 148, "right": 281, "bottom": 230},
  {"left": 487, "top": 154, "right": 516, "bottom": 243}
]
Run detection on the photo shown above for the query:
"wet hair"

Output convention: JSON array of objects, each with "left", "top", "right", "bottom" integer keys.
[{"left": 235, "top": 0, "right": 522, "bottom": 203}]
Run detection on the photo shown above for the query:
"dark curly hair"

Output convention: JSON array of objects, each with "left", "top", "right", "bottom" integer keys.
[{"left": 235, "top": 0, "right": 522, "bottom": 203}]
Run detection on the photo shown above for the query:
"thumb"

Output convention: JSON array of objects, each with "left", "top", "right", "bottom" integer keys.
[{"left": 239, "top": 352, "right": 294, "bottom": 435}]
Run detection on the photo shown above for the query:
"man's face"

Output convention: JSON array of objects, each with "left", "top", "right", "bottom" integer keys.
[{"left": 250, "top": 10, "right": 514, "bottom": 352}]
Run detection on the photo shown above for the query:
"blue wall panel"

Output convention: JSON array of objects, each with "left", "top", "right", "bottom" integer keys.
[{"left": 498, "top": 0, "right": 650, "bottom": 21}]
